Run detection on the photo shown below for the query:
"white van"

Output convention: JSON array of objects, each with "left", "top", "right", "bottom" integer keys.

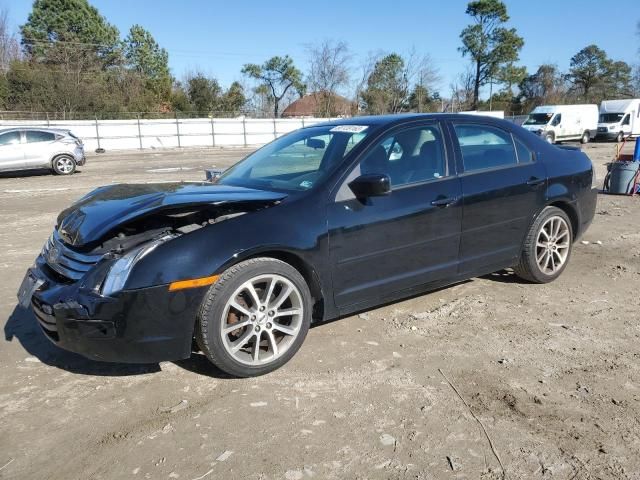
[
  {"left": 522, "top": 105, "right": 599, "bottom": 144},
  {"left": 597, "top": 99, "right": 640, "bottom": 142}
]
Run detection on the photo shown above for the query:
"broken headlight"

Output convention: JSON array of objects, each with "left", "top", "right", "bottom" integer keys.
[{"left": 101, "top": 235, "right": 175, "bottom": 296}]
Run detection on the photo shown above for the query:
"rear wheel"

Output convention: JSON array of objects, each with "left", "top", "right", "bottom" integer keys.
[
  {"left": 580, "top": 131, "right": 590, "bottom": 144},
  {"left": 52, "top": 155, "right": 76, "bottom": 175},
  {"left": 514, "top": 206, "right": 573, "bottom": 283},
  {"left": 196, "top": 258, "right": 312, "bottom": 377}
]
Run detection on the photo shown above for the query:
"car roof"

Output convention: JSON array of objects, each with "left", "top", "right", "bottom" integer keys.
[
  {"left": 307, "top": 113, "right": 509, "bottom": 129},
  {"left": 0, "top": 127, "right": 71, "bottom": 134}
]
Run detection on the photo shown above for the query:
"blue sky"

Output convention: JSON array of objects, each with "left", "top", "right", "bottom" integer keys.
[{"left": 4, "top": 0, "right": 639, "bottom": 97}]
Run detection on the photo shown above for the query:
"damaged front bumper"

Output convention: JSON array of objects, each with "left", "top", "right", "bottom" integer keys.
[{"left": 22, "top": 255, "right": 206, "bottom": 363}]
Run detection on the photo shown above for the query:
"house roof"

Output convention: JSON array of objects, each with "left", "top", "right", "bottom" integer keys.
[{"left": 282, "top": 92, "right": 354, "bottom": 118}]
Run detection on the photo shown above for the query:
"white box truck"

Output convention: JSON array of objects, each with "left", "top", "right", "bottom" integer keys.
[
  {"left": 522, "top": 104, "right": 599, "bottom": 144},
  {"left": 597, "top": 99, "right": 640, "bottom": 142},
  {"left": 460, "top": 110, "right": 505, "bottom": 119}
]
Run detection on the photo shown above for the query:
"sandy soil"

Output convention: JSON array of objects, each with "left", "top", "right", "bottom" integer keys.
[{"left": 1, "top": 141, "right": 639, "bottom": 480}]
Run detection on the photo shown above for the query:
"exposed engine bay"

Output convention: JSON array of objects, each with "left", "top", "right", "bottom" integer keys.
[{"left": 89, "top": 205, "right": 251, "bottom": 256}]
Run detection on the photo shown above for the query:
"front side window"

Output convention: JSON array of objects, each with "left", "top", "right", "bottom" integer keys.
[
  {"left": 551, "top": 114, "right": 562, "bottom": 126},
  {"left": 26, "top": 131, "right": 55, "bottom": 143},
  {"left": 622, "top": 114, "right": 630, "bottom": 126},
  {"left": 357, "top": 125, "right": 446, "bottom": 187},
  {"left": 218, "top": 125, "right": 369, "bottom": 192},
  {"left": 454, "top": 124, "right": 518, "bottom": 172},
  {"left": 0, "top": 131, "right": 21, "bottom": 146}
]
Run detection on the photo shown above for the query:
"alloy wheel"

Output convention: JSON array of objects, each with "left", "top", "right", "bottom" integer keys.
[
  {"left": 535, "top": 216, "right": 570, "bottom": 275},
  {"left": 219, "top": 274, "right": 304, "bottom": 366},
  {"left": 55, "top": 157, "right": 75, "bottom": 174}
]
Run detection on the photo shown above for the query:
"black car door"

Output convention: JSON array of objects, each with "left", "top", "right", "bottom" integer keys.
[
  {"left": 327, "top": 121, "right": 462, "bottom": 309},
  {"left": 448, "top": 121, "right": 547, "bottom": 275}
]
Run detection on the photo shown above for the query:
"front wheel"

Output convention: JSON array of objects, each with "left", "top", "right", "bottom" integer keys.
[
  {"left": 196, "top": 258, "right": 312, "bottom": 377},
  {"left": 580, "top": 131, "right": 590, "bottom": 144},
  {"left": 52, "top": 155, "right": 76, "bottom": 175},
  {"left": 514, "top": 206, "right": 573, "bottom": 283},
  {"left": 544, "top": 133, "right": 555, "bottom": 144},
  {"left": 616, "top": 132, "right": 624, "bottom": 143}
]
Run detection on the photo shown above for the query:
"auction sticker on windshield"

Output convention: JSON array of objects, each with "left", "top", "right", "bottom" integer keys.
[{"left": 330, "top": 125, "right": 368, "bottom": 133}]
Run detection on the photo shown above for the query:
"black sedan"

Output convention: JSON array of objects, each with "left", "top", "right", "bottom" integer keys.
[{"left": 18, "top": 114, "right": 598, "bottom": 377}]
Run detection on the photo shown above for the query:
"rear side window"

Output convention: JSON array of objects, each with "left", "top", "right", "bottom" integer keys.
[
  {"left": 515, "top": 137, "right": 534, "bottom": 163},
  {"left": 0, "top": 131, "right": 21, "bottom": 145},
  {"left": 26, "top": 131, "right": 55, "bottom": 143},
  {"left": 453, "top": 124, "right": 518, "bottom": 172}
]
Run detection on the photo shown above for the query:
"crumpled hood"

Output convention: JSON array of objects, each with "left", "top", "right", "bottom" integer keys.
[{"left": 56, "top": 182, "right": 286, "bottom": 247}]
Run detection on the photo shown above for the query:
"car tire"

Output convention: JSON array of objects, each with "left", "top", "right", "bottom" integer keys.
[
  {"left": 514, "top": 206, "right": 573, "bottom": 284},
  {"left": 616, "top": 132, "right": 624, "bottom": 143},
  {"left": 544, "top": 133, "right": 555, "bottom": 144},
  {"left": 52, "top": 155, "right": 76, "bottom": 175},
  {"left": 580, "top": 131, "right": 590, "bottom": 144},
  {"left": 196, "top": 257, "right": 312, "bottom": 377}
]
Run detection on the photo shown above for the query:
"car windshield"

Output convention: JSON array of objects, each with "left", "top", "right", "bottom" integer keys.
[
  {"left": 599, "top": 113, "right": 623, "bottom": 123},
  {"left": 217, "top": 125, "right": 369, "bottom": 192},
  {"left": 524, "top": 113, "right": 553, "bottom": 125}
]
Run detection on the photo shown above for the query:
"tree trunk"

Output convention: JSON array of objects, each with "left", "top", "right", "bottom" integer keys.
[
  {"left": 274, "top": 101, "right": 279, "bottom": 118},
  {"left": 473, "top": 61, "right": 481, "bottom": 110}
]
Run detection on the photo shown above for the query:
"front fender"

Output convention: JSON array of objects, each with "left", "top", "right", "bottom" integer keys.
[{"left": 125, "top": 199, "right": 329, "bottom": 292}]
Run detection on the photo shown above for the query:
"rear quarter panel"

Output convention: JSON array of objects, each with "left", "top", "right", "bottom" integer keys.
[{"left": 541, "top": 145, "right": 597, "bottom": 238}]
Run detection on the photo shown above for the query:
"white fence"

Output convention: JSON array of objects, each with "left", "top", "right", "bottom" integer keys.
[
  {"left": 0, "top": 113, "right": 530, "bottom": 152},
  {"left": 0, "top": 117, "right": 332, "bottom": 152}
]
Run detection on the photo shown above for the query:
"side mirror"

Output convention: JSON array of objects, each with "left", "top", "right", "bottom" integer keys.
[
  {"left": 205, "top": 169, "right": 223, "bottom": 182},
  {"left": 348, "top": 174, "right": 391, "bottom": 198},
  {"left": 306, "top": 138, "right": 326, "bottom": 149}
]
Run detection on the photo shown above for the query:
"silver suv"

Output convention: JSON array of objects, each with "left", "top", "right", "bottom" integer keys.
[{"left": 0, "top": 128, "right": 86, "bottom": 175}]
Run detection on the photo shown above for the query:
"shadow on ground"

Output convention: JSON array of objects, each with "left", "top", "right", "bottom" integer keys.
[
  {"left": 4, "top": 304, "right": 160, "bottom": 376},
  {"left": 173, "top": 353, "right": 235, "bottom": 379},
  {"left": 481, "top": 269, "right": 526, "bottom": 284},
  {"left": 4, "top": 304, "right": 236, "bottom": 379},
  {"left": 0, "top": 169, "right": 84, "bottom": 180},
  {"left": 3, "top": 272, "right": 527, "bottom": 379}
]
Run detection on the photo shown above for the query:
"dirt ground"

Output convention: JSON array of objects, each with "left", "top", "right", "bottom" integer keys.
[{"left": 1, "top": 140, "right": 639, "bottom": 480}]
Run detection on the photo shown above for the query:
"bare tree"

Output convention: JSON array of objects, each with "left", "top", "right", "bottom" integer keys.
[
  {"left": 352, "top": 51, "right": 383, "bottom": 114},
  {"left": 0, "top": 7, "right": 20, "bottom": 72},
  {"left": 403, "top": 48, "right": 440, "bottom": 112},
  {"left": 448, "top": 67, "right": 476, "bottom": 112},
  {"left": 404, "top": 48, "right": 440, "bottom": 92},
  {"left": 306, "top": 39, "right": 351, "bottom": 116},
  {"left": 635, "top": 21, "right": 640, "bottom": 95},
  {"left": 359, "top": 48, "right": 439, "bottom": 115}
]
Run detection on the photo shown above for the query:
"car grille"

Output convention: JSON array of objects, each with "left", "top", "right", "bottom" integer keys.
[{"left": 42, "top": 230, "right": 103, "bottom": 281}]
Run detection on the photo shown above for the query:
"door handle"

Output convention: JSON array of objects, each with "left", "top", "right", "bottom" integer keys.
[
  {"left": 526, "top": 177, "right": 545, "bottom": 187},
  {"left": 431, "top": 197, "right": 457, "bottom": 207}
]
